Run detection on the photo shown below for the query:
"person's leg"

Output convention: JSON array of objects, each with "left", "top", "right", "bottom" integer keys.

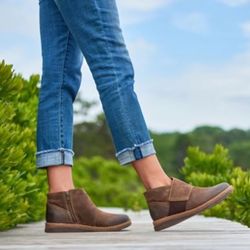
[
  {"left": 52, "top": 0, "right": 171, "bottom": 189},
  {"left": 37, "top": 0, "right": 131, "bottom": 232},
  {"left": 36, "top": 0, "right": 84, "bottom": 192}
]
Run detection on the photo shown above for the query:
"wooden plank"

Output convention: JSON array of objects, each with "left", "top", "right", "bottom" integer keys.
[{"left": 0, "top": 208, "right": 249, "bottom": 250}]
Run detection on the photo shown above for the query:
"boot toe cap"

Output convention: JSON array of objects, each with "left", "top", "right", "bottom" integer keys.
[
  {"left": 186, "top": 182, "right": 232, "bottom": 210},
  {"left": 95, "top": 211, "right": 130, "bottom": 227},
  {"left": 107, "top": 213, "right": 130, "bottom": 226}
]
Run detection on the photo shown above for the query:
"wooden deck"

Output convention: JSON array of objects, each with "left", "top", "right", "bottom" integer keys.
[{"left": 0, "top": 208, "right": 249, "bottom": 250}]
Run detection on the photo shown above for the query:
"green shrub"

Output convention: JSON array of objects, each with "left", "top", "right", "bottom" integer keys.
[
  {"left": 0, "top": 60, "right": 47, "bottom": 231},
  {"left": 181, "top": 144, "right": 250, "bottom": 227},
  {"left": 73, "top": 156, "right": 146, "bottom": 211}
]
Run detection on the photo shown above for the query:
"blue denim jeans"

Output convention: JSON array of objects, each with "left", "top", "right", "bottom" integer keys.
[{"left": 36, "top": 0, "right": 156, "bottom": 169}]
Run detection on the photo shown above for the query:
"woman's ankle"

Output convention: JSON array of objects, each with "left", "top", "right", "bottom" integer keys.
[
  {"left": 48, "top": 185, "right": 75, "bottom": 194},
  {"left": 47, "top": 165, "right": 75, "bottom": 194},
  {"left": 132, "top": 155, "right": 172, "bottom": 190},
  {"left": 145, "top": 175, "right": 171, "bottom": 190}
]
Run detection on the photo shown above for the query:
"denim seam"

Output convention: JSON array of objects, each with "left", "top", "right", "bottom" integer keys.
[
  {"left": 93, "top": 0, "right": 135, "bottom": 145},
  {"left": 115, "top": 138, "right": 154, "bottom": 157},
  {"left": 59, "top": 30, "right": 70, "bottom": 149},
  {"left": 35, "top": 148, "right": 75, "bottom": 156},
  {"left": 93, "top": 0, "right": 116, "bottom": 83}
]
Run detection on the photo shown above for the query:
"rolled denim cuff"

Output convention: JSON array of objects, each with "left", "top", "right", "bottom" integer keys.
[
  {"left": 36, "top": 148, "right": 74, "bottom": 169},
  {"left": 115, "top": 139, "right": 156, "bottom": 166}
]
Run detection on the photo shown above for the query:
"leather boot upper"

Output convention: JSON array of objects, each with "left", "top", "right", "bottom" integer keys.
[
  {"left": 46, "top": 188, "right": 129, "bottom": 226},
  {"left": 143, "top": 177, "right": 230, "bottom": 221}
]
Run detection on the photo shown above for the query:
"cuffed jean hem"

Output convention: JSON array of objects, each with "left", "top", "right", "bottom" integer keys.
[
  {"left": 115, "top": 139, "right": 156, "bottom": 166},
  {"left": 35, "top": 148, "right": 74, "bottom": 169}
]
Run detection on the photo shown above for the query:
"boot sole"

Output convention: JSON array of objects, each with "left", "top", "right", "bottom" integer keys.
[
  {"left": 45, "top": 219, "right": 131, "bottom": 232},
  {"left": 153, "top": 185, "right": 233, "bottom": 231}
]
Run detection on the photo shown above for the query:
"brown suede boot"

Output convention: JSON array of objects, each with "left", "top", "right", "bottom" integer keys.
[
  {"left": 144, "top": 177, "right": 233, "bottom": 231},
  {"left": 45, "top": 188, "right": 131, "bottom": 232}
]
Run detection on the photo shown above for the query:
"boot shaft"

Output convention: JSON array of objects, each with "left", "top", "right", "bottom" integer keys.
[{"left": 46, "top": 188, "right": 96, "bottom": 224}]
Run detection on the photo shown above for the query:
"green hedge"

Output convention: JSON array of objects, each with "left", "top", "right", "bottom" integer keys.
[
  {"left": 0, "top": 60, "right": 47, "bottom": 231},
  {"left": 181, "top": 144, "right": 250, "bottom": 227}
]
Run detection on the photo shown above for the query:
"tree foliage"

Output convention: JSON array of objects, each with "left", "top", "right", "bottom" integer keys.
[
  {"left": 73, "top": 95, "right": 250, "bottom": 178},
  {"left": 73, "top": 156, "right": 146, "bottom": 211}
]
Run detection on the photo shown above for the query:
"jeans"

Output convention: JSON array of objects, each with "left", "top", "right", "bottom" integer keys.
[{"left": 36, "top": 0, "right": 156, "bottom": 169}]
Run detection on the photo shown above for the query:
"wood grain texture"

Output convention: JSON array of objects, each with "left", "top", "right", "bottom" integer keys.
[{"left": 0, "top": 208, "right": 249, "bottom": 250}]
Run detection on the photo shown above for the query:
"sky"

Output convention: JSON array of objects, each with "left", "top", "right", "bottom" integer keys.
[{"left": 0, "top": 0, "right": 250, "bottom": 133}]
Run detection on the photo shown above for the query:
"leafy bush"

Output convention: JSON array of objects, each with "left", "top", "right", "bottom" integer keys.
[
  {"left": 0, "top": 60, "right": 47, "bottom": 231},
  {"left": 181, "top": 144, "right": 250, "bottom": 227},
  {"left": 73, "top": 156, "right": 146, "bottom": 211}
]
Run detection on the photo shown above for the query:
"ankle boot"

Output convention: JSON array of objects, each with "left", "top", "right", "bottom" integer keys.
[
  {"left": 45, "top": 188, "right": 131, "bottom": 232},
  {"left": 144, "top": 177, "right": 233, "bottom": 231}
]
